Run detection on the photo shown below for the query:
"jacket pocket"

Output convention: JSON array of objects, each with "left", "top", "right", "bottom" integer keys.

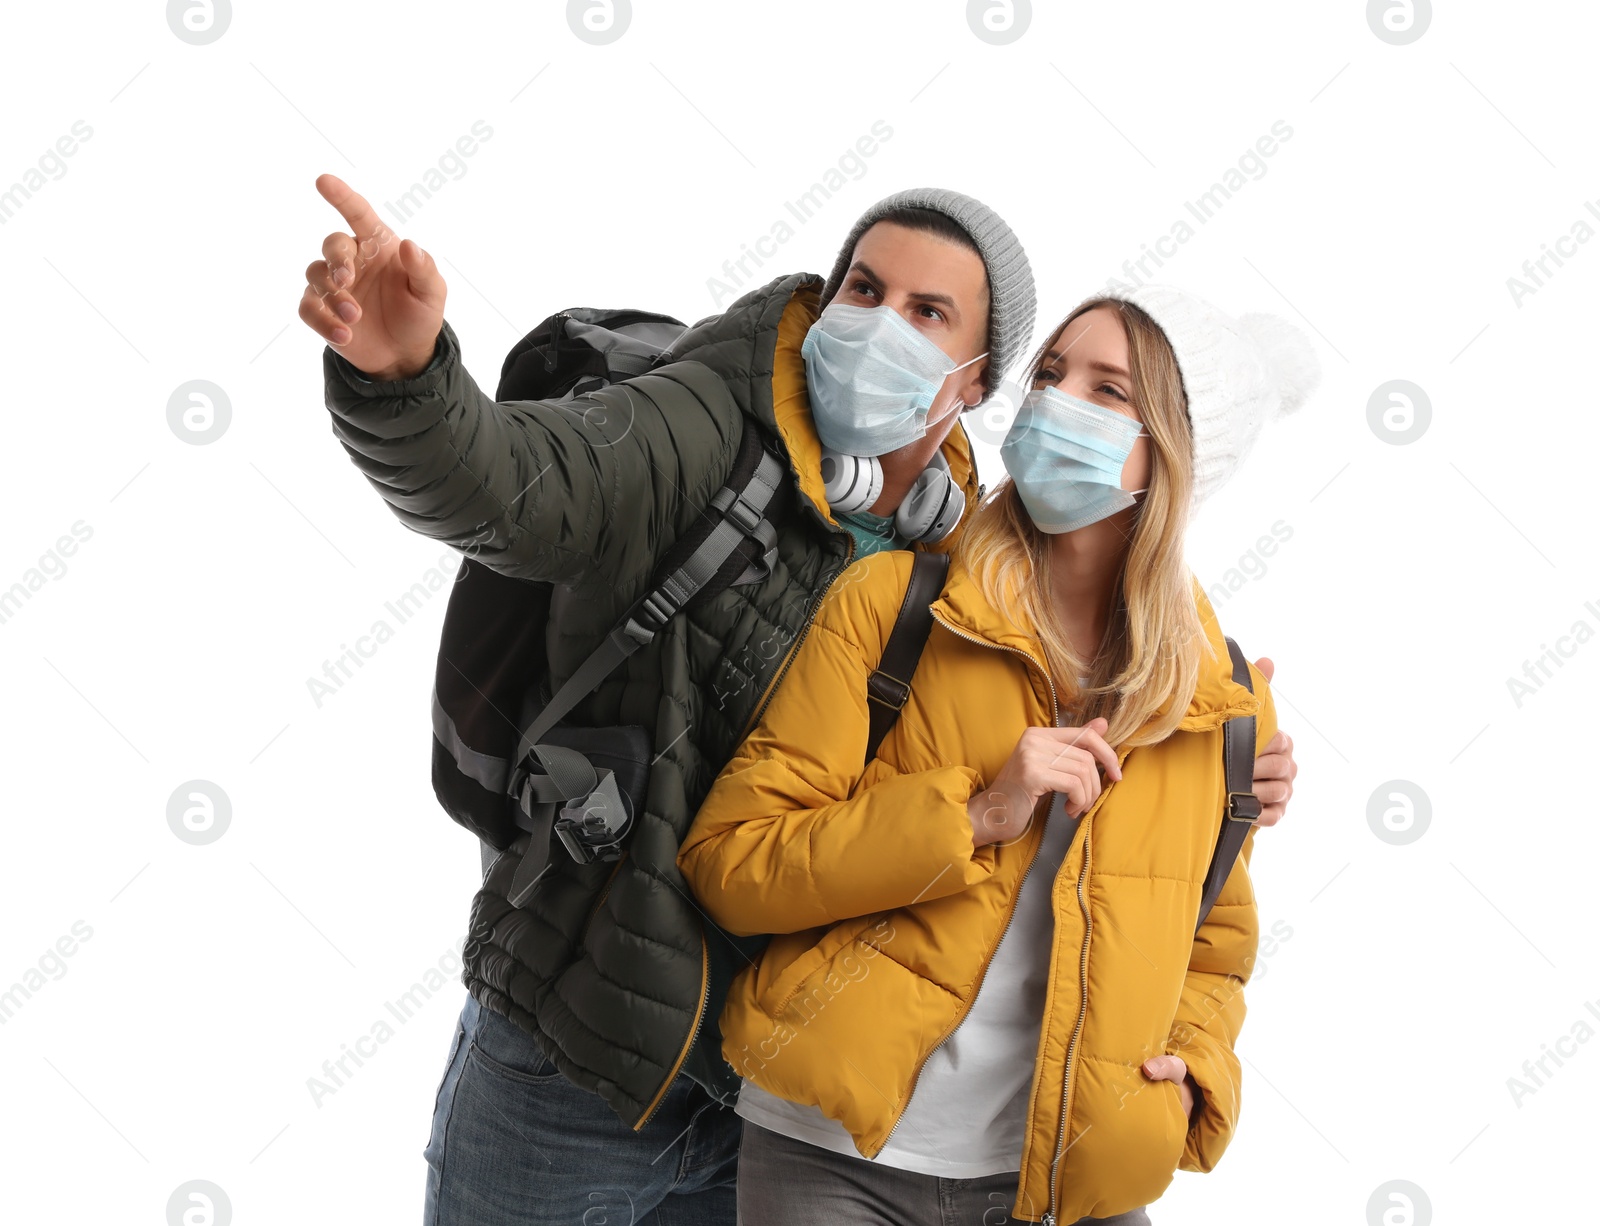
[
  {"left": 1078, "top": 1060, "right": 1190, "bottom": 1210},
  {"left": 1137, "top": 1075, "right": 1191, "bottom": 1198},
  {"left": 1160, "top": 1075, "right": 1190, "bottom": 1165},
  {"left": 756, "top": 915, "right": 878, "bottom": 1019}
]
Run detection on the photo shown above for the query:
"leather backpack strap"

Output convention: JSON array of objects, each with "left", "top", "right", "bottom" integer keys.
[
  {"left": 864, "top": 550, "right": 951, "bottom": 768},
  {"left": 1195, "top": 636, "right": 1262, "bottom": 934}
]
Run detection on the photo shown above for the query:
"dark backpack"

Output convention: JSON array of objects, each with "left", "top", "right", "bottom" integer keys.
[{"left": 429, "top": 308, "right": 787, "bottom": 887}]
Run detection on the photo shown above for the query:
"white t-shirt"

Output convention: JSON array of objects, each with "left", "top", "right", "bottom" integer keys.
[{"left": 735, "top": 791, "right": 1081, "bottom": 1178}]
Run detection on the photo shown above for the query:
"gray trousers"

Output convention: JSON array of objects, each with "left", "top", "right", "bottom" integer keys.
[{"left": 736, "top": 1119, "right": 1153, "bottom": 1226}]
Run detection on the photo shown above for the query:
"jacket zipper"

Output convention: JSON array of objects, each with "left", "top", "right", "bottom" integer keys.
[
  {"left": 543, "top": 311, "right": 567, "bottom": 372},
  {"left": 1039, "top": 743, "right": 1131, "bottom": 1226},
  {"left": 870, "top": 614, "right": 1062, "bottom": 1157},
  {"left": 925, "top": 611, "right": 1128, "bottom": 1226},
  {"left": 1040, "top": 813, "right": 1094, "bottom": 1226},
  {"left": 633, "top": 927, "right": 712, "bottom": 1130}
]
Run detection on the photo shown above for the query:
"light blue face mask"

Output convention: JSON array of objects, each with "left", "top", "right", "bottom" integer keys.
[
  {"left": 1000, "top": 386, "right": 1147, "bottom": 533},
  {"left": 801, "top": 303, "right": 987, "bottom": 457}
]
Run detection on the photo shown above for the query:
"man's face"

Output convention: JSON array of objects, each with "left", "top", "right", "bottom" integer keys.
[{"left": 826, "top": 220, "right": 991, "bottom": 430}]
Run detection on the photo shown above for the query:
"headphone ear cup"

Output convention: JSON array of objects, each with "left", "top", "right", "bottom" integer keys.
[
  {"left": 929, "top": 482, "right": 966, "bottom": 542},
  {"left": 894, "top": 467, "right": 965, "bottom": 543},
  {"left": 820, "top": 448, "right": 884, "bottom": 515}
]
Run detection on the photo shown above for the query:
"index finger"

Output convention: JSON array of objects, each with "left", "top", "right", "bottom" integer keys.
[
  {"left": 316, "top": 172, "right": 386, "bottom": 241},
  {"left": 1254, "top": 729, "right": 1291, "bottom": 768},
  {"left": 1046, "top": 725, "right": 1120, "bottom": 780}
]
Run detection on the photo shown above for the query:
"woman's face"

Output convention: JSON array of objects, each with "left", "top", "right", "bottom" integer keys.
[{"left": 1031, "top": 306, "right": 1151, "bottom": 492}]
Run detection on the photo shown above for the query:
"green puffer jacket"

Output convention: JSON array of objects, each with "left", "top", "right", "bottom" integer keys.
[{"left": 321, "top": 270, "right": 982, "bottom": 1128}]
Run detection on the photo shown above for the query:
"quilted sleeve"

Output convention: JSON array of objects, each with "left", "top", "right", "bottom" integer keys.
[{"left": 322, "top": 319, "right": 743, "bottom": 585}]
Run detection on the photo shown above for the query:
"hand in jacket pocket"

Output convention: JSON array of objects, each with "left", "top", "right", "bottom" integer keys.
[{"left": 1141, "top": 1054, "right": 1200, "bottom": 1121}]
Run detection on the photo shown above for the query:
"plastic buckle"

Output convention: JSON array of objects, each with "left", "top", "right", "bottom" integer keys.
[
  {"left": 1226, "top": 791, "right": 1262, "bottom": 823},
  {"left": 643, "top": 591, "right": 676, "bottom": 622},
  {"left": 554, "top": 773, "right": 632, "bottom": 864},
  {"left": 555, "top": 820, "right": 599, "bottom": 865},
  {"left": 558, "top": 826, "right": 626, "bottom": 864},
  {"left": 623, "top": 592, "right": 677, "bottom": 648},
  {"left": 866, "top": 669, "right": 911, "bottom": 711},
  {"left": 724, "top": 492, "right": 763, "bottom": 536},
  {"left": 621, "top": 615, "right": 657, "bottom": 647}
]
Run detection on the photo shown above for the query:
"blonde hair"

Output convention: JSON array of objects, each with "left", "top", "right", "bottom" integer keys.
[{"left": 954, "top": 298, "right": 1207, "bottom": 748}]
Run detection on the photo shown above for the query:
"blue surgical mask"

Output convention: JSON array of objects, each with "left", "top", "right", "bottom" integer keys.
[
  {"left": 802, "top": 303, "right": 987, "bottom": 457},
  {"left": 1000, "top": 386, "right": 1147, "bottom": 533}
]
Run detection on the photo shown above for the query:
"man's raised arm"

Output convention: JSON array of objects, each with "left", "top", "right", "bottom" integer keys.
[{"left": 300, "top": 173, "right": 738, "bottom": 584}]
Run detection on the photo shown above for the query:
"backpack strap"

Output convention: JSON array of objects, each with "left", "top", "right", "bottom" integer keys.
[
  {"left": 863, "top": 550, "right": 951, "bottom": 767},
  {"left": 1195, "top": 636, "right": 1263, "bottom": 934},
  {"left": 508, "top": 419, "right": 784, "bottom": 809}
]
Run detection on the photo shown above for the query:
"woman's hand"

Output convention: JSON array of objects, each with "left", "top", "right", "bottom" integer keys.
[
  {"left": 298, "top": 173, "right": 447, "bottom": 381},
  {"left": 1251, "top": 729, "right": 1296, "bottom": 827},
  {"left": 966, "top": 718, "right": 1120, "bottom": 848},
  {"left": 1142, "top": 1054, "right": 1200, "bottom": 1121},
  {"left": 1250, "top": 657, "right": 1296, "bottom": 827}
]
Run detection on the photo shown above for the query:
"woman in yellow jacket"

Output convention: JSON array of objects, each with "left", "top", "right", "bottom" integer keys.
[{"left": 677, "top": 283, "right": 1319, "bottom": 1226}]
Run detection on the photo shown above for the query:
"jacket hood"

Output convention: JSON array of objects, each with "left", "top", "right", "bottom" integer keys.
[{"left": 932, "top": 554, "right": 1261, "bottom": 735}]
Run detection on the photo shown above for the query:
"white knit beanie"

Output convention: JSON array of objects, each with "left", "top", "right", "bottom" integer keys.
[{"left": 1099, "top": 283, "right": 1322, "bottom": 509}]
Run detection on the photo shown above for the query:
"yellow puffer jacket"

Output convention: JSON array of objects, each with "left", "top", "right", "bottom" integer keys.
[{"left": 677, "top": 546, "right": 1277, "bottom": 1223}]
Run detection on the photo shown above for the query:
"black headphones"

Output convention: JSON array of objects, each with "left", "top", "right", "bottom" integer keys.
[{"left": 821, "top": 448, "right": 966, "bottom": 544}]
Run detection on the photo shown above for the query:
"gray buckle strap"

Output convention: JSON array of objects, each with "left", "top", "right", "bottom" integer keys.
[
  {"left": 507, "top": 743, "right": 602, "bottom": 907},
  {"left": 709, "top": 483, "right": 762, "bottom": 533},
  {"left": 510, "top": 444, "right": 786, "bottom": 763},
  {"left": 502, "top": 436, "right": 787, "bottom": 911},
  {"left": 731, "top": 515, "right": 779, "bottom": 586},
  {"left": 514, "top": 624, "right": 644, "bottom": 763},
  {"left": 695, "top": 447, "right": 784, "bottom": 583}
]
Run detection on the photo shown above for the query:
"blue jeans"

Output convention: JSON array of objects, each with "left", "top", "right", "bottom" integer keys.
[{"left": 423, "top": 991, "right": 742, "bottom": 1225}]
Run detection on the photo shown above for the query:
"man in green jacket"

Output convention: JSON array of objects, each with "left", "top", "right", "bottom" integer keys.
[{"left": 300, "top": 175, "right": 1299, "bottom": 1224}]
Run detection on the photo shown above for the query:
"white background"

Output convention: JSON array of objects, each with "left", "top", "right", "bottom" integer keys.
[{"left": 2, "top": 1, "right": 1594, "bottom": 1223}]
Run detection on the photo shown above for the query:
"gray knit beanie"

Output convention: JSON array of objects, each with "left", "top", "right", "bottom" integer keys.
[{"left": 819, "top": 187, "right": 1036, "bottom": 396}]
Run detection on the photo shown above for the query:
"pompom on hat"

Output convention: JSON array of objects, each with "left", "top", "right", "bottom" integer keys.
[{"left": 1099, "top": 283, "right": 1322, "bottom": 508}]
